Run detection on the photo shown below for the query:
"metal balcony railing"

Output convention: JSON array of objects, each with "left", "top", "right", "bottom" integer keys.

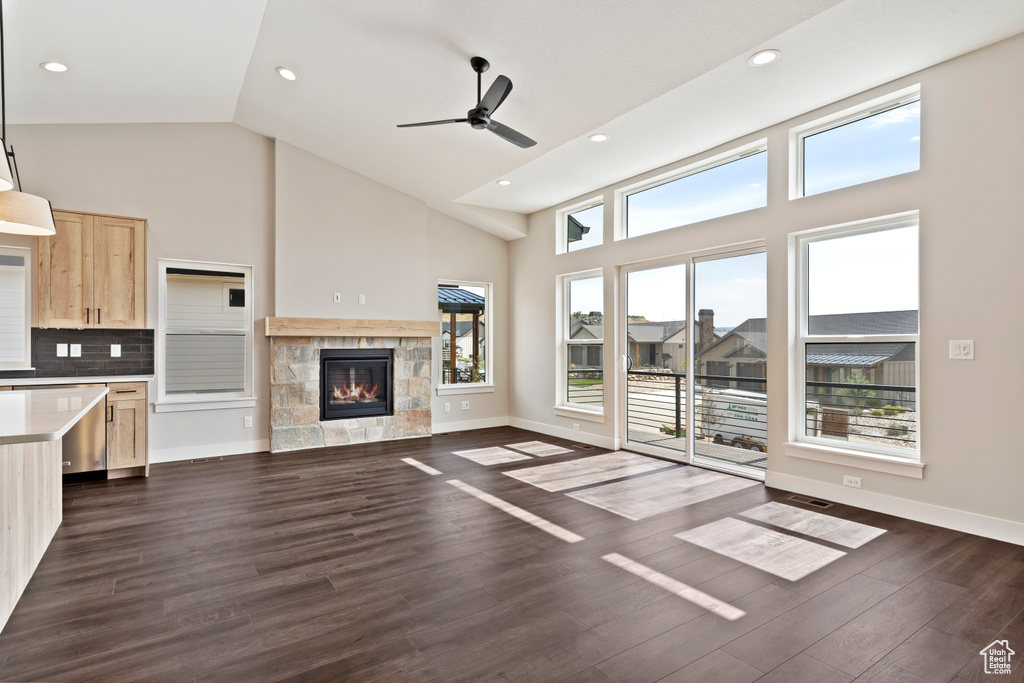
[
  {"left": 567, "top": 368, "right": 604, "bottom": 408},
  {"left": 625, "top": 370, "right": 768, "bottom": 470}
]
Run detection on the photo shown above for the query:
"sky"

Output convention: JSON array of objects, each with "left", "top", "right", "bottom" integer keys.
[{"left": 566, "top": 101, "right": 920, "bottom": 329}]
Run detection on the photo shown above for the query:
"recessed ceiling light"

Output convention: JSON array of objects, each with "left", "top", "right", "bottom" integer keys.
[
  {"left": 39, "top": 61, "right": 68, "bottom": 73},
  {"left": 748, "top": 49, "right": 780, "bottom": 66},
  {"left": 496, "top": 179, "right": 512, "bottom": 186},
  {"left": 588, "top": 133, "right": 608, "bottom": 143},
  {"left": 276, "top": 66, "right": 297, "bottom": 81}
]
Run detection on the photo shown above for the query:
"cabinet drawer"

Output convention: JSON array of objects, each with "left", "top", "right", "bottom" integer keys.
[{"left": 106, "top": 382, "right": 147, "bottom": 401}]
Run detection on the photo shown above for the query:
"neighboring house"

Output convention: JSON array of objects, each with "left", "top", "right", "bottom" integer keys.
[
  {"left": 698, "top": 309, "right": 918, "bottom": 392},
  {"left": 568, "top": 315, "right": 713, "bottom": 373},
  {"left": 440, "top": 319, "right": 486, "bottom": 363},
  {"left": 567, "top": 215, "right": 591, "bottom": 244}
]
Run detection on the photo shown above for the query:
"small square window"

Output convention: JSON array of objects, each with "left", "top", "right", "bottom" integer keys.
[{"left": 566, "top": 203, "right": 603, "bottom": 252}]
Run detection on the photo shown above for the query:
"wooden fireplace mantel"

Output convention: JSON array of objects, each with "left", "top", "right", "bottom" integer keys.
[{"left": 264, "top": 317, "right": 441, "bottom": 338}]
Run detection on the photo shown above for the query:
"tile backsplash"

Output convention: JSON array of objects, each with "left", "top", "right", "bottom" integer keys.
[{"left": 0, "top": 328, "right": 154, "bottom": 379}]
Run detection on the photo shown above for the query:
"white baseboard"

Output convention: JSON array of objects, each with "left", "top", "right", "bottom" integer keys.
[
  {"left": 150, "top": 439, "right": 269, "bottom": 464},
  {"left": 766, "top": 471, "right": 1024, "bottom": 546},
  {"left": 509, "top": 417, "right": 618, "bottom": 450},
  {"left": 432, "top": 416, "right": 510, "bottom": 434}
]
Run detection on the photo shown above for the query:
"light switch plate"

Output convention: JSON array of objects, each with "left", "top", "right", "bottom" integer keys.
[
  {"left": 56, "top": 343, "right": 68, "bottom": 357},
  {"left": 333, "top": 292, "right": 342, "bottom": 303},
  {"left": 110, "top": 344, "right": 121, "bottom": 357},
  {"left": 949, "top": 340, "right": 974, "bottom": 360},
  {"left": 358, "top": 294, "right": 366, "bottom": 305},
  {"left": 70, "top": 344, "right": 82, "bottom": 357}
]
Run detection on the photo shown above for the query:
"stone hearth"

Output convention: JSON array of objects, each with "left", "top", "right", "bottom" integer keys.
[{"left": 269, "top": 335, "right": 431, "bottom": 453}]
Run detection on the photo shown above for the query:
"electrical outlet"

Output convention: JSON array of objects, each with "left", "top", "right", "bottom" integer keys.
[
  {"left": 949, "top": 340, "right": 974, "bottom": 360},
  {"left": 461, "top": 400, "right": 470, "bottom": 410},
  {"left": 843, "top": 475, "right": 862, "bottom": 488},
  {"left": 244, "top": 416, "right": 253, "bottom": 428},
  {"left": 70, "top": 344, "right": 81, "bottom": 358},
  {"left": 444, "top": 402, "right": 450, "bottom": 413},
  {"left": 56, "top": 343, "right": 68, "bottom": 357},
  {"left": 110, "top": 344, "right": 121, "bottom": 357},
  {"left": 573, "top": 423, "right": 580, "bottom": 431},
  {"left": 333, "top": 292, "right": 342, "bottom": 304},
  {"left": 358, "top": 294, "right": 366, "bottom": 305}
]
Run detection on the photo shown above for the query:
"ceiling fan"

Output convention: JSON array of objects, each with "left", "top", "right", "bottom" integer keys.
[{"left": 397, "top": 56, "right": 537, "bottom": 148}]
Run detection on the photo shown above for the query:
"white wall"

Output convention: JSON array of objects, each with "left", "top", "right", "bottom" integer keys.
[
  {"left": 509, "top": 34, "right": 1024, "bottom": 539},
  {"left": 2, "top": 123, "right": 275, "bottom": 460},
  {"left": 274, "top": 141, "right": 431, "bottom": 321}
]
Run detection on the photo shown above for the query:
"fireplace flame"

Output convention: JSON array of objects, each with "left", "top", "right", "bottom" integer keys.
[{"left": 332, "top": 381, "right": 380, "bottom": 404}]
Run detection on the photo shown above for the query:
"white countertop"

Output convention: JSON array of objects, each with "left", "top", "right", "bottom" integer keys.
[
  {"left": 0, "top": 387, "right": 109, "bottom": 445},
  {"left": 1, "top": 375, "right": 153, "bottom": 387}
]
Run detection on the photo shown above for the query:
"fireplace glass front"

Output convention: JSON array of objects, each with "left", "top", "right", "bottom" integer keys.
[{"left": 320, "top": 349, "right": 393, "bottom": 420}]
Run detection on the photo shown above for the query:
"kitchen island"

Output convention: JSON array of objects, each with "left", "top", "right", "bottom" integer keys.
[{"left": 0, "top": 386, "right": 108, "bottom": 631}]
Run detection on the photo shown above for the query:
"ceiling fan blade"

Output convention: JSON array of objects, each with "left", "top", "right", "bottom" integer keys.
[
  {"left": 478, "top": 75, "right": 512, "bottom": 114},
  {"left": 486, "top": 119, "right": 536, "bottom": 148},
  {"left": 396, "top": 118, "right": 468, "bottom": 128}
]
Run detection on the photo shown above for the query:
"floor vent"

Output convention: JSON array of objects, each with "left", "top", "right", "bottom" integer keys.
[
  {"left": 190, "top": 457, "right": 225, "bottom": 464},
  {"left": 572, "top": 444, "right": 597, "bottom": 450},
  {"left": 787, "top": 494, "right": 834, "bottom": 508}
]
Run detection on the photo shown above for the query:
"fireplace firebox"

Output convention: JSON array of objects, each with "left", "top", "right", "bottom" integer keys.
[{"left": 320, "top": 349, "right": 393, "bottom": 420}]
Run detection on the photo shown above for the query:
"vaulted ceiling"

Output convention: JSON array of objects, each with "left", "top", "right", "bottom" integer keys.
[{"left": 7, "top": 0, "right": 1024, "bottom": 238}]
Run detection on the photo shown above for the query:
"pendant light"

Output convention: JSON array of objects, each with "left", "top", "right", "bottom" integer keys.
[{"left": 0, "top": 0, "right": 55, "bottom": 236}]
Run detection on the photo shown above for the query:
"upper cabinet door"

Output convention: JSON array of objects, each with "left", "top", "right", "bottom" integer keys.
[
  {"left": 92, "top": 215, "right": 146, "bottom": 329},
  {"left": 35, "top": 210, "right": 147, "bottom": 329},
  {"left": 36, "top": 211, "right": 93, "bottom": 328}
]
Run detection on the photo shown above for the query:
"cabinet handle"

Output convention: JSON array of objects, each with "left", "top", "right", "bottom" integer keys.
[
  {"left": 97, "top": 308, "right": 101, "bottom": 324},
  {"left": 115, "top": 389, "right": 134, "bottom": 393},
  {"left": 107, "top": 405, "right": 113, "bottom": 422},
  {"left": 86, "top": 309, "right": 90, "bottom": 324}
]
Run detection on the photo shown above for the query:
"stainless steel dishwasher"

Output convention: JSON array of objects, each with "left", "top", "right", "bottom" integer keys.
[{"left": 34, "top": 384, "right": 107, "bottom": 473}]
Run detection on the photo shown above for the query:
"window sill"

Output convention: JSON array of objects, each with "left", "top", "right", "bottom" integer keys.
[
  {"left": 436, "top": 383, "right": 495, "bottom": 396},
  {"left": 154, "top": 397, "right": 257, "bottom": 413},
  {"left": 784, "top": 441, "right": 924, "bottom": 479},
  {"left": 554, "top": 405, "right": 605, "bottom": 423}
]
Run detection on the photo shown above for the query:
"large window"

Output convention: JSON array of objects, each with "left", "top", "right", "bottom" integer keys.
[
  {"left": 0, "top": 246, "right": 30, "bottom": 369},
  {"left": 795, "top": 215, "right": 919, "bottom": 459},
  {"left": 796, "top": 89, "right": 920, "bottom": 197},
  {"left": 157, "top": 260, "right": 253, "bottom": 407},
  {"left": 561, "top": 272, "right": 604, "bottom": 410},
  {"left": 438, "top": 282, "right": 490, "bottom": 386},
  {"left": 624, "top": 146, "right": 767, "bottom": 238}
]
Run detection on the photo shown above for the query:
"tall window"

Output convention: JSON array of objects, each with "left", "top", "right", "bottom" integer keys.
[
  {"left": 625, "top": 146, "right": 767, "bottom": 238},
  {"left": 796, "top": 90, "right": 920, "bottom": 197},
  {"left": 561, "top": 272, "right": 604, "bottom": 410},
  {"left": 0, "top": 246, "right": 30, "bottom": 369},
  {"left": 796, "top": 215, "right": 919, "bottom": 458},
  {"left": 438, "top": 282, "right": 489, "bottom": 385},
  {"left": 158, "top": 260, "right": 253, "bottom": 404}
]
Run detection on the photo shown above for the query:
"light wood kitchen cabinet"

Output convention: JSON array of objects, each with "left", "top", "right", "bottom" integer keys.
[
  {"left": 36, "top": 210, "right": 147, "bottom": 329},
  {"left": 105, "top": 382, "right": 148, "bottom": 476}
]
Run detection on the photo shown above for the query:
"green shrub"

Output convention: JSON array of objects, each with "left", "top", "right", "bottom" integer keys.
[{"left": 870, "top": 409, "right": 885, "bottom": 416}]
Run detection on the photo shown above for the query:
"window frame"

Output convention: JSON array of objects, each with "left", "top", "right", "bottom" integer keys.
[
  {"left": 789, "top": 211, "right": 922, "bottom": 472},
  {"left": 155, "top": 258, "right": 255, "bottom": 412},
  {"left": 556, "top": 197, "right": 604, "bottom": 255},
  {"left": 436, "top": 280, "right": 494, "bottom": 396},
  {"left": 615, "top": 139, "right": 767, "bottom": 241},
  {"left": 0, "top": 245, "right": 31, "bottom": 370},
  {"left": 790, "top": 85, "right": 921, "bottom": 199},
  {"left": 556, "top": 269, "right": 605, "bottom": 417}
]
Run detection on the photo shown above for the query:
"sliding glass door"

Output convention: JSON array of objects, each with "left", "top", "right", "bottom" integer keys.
[{"left": 620, "top": 248, "right": 767, "bottom": 478}]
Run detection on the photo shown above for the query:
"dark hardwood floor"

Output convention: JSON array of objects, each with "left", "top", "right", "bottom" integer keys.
[{"left": 0, "top": 426, "right": 1021, "bottom": 682}]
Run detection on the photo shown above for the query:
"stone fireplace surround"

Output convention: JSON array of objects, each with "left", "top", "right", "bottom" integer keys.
[{"left": 266, "top": 318, "right": 439, "bottom": 453}]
